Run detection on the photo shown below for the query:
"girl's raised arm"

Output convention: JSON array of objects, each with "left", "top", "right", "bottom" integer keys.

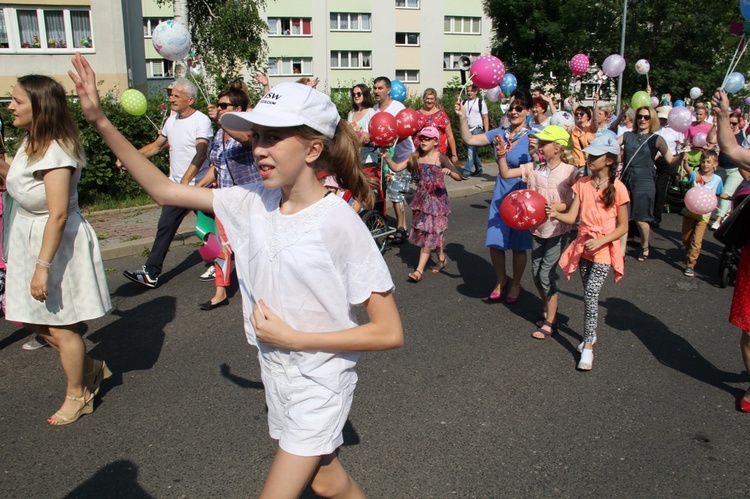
[{"left": 69, "top": 53, "right": 213, "bottom": 213}]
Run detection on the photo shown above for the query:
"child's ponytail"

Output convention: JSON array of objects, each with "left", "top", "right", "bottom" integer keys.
[
  {"left": 600, "top": 152, "right": 619, "bottom": 208},
  {"left": 324, "top": 120, "right": 375, "bottom": 209}
]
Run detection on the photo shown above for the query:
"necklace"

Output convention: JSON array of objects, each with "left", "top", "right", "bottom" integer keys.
[{"left": 592, "top": 177, "right": 609, "bottom": 190}]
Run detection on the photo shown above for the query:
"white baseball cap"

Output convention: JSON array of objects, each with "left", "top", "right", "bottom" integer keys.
[{"left": 220, "top": 82, "right": 340, "bottom": 138}]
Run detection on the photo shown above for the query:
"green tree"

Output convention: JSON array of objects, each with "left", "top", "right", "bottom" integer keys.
[
  {"left": 158, "top": 0, "right": 268, "bottom": 81},
  {"left": 484, "top": 0, "right": 745, "bottom": 104}
]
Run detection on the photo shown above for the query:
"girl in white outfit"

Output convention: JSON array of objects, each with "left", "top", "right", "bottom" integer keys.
[{"left": 70, "top": 54, "right": 404, "bottom": 498}]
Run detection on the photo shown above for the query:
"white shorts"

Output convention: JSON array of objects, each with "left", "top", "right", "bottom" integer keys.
[{"left": 261, "top": 361, "right": 355, "bottom": 457}]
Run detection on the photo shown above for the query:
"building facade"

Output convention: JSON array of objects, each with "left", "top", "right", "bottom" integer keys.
[{"left": 260, "top": 0, "right": 493, "bottom": 94}]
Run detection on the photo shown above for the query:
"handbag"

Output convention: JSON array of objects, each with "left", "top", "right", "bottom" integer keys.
[{"left": 714, "top": 194, "right": 750, "bottom": 248}]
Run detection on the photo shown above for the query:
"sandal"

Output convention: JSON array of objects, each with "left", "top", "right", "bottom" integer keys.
[
  {"left": 407, "top": 270, "right": 423, "bottom": 283},
  {"left": 432, "top": 256, "right": 448, "bottom": 273},
  {"left": 532, "top": 320, "right": 557, "bottom": 340},
  {"left": 87, "top": 359, "right": 113, "bottom": 396},
  {"left": 47, "top": 389, "right": 94, "bottom": 426},
  {"left": 390, "top": 228, "right": 408, "bottom": 245},
  {"left": 637, "top": 247, "right": 649, "bottom": 262}
]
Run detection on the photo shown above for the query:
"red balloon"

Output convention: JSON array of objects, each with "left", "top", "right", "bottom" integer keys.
[
  {"left": 368, "top": 112, "right": 398, "bottom": 146},
  {"left": 499, "top": 189, "right": 548, "bottom": 230},
  {"left": 395, "top": 108, "right": 421, "bottom": 139}
]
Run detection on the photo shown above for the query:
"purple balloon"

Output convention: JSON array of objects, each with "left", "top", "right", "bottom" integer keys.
[
  {"left": 745, "top": 96, "right": 750, "bottom": 106},
  {"left": 651, "top": 96, "right": 660, "bottom": 108},
  {"left": 692, "top": 132, "right": 708, "bottom": 148},
  {"left": 668, "top": 107, "right": 692, "bottom": 133},
  {"left": 602, "top": 54, "right": 626, "bottom": 77},
  {"left": 486, "top": 86, "right": 503, "bottom": 103},
  {"left": 470, "top": 55, "right": 506, "bottom": 90}
]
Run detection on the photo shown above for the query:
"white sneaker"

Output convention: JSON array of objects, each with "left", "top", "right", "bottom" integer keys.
[
  {"left": 577, "top": 348, "right": 594, "bottom": 371},
  {"left": 199, "top": 265, "right": 215, "bottom": 281},
  {"left": 22, "top": 336, "right": 49, "bottom": 351}
]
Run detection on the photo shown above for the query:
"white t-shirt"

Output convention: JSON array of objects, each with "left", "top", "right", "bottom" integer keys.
[
  {"left": 213, "top": 184, "right": 395, "bottom": 392},
  {"left": 374, "top": 100, "right": 415, "bottom": 162},
  {"left": 656, "top": 126, "right": 684, "bottom": 155},
  {"left": 161, "top": 110, "right": 213, "bottom": 184},
  {"left": 464, "top": 97, "right": 488, "bottom": 130}
]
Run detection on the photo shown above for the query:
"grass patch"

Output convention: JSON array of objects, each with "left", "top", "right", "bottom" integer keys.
[
  {"left": 125, "top": 235, "right": 144, "bottom": 241},
  {"left": 80, "top": 193, "right": 153, "bottom": 213}
]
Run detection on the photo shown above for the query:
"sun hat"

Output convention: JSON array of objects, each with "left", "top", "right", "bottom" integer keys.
[
  {"left": 583, "top": 133, "right": 620, "bottom": 156},
  {"left": 656, "top": 106, "right": 672, "bottom": 119},
  {"left": 530, "top": 125, "right": 571, "bottom": 148},
  {"left": 220, "top": 82, "right": 340, "bottom": 138},
  {"left": 418, "top": 126, "right": 440, "bottom": 140}
]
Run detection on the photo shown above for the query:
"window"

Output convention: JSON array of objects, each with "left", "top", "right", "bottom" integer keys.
[
  {"left": 330, "top": 13, "right": 371, "bottom": 31},
  {"left": 395, "top": 32, "right": 419, "bottom": 46},
  {"left": 0, "top": 6, "right": 92, "bottom": 51},
  {"left": 267, "top": 18, "right": 312, "bottom": 36},
  {"left": 395, "top": 69, "right": 419, "bottom": 83},
  {"left": 443, "top": 53, "right": 479, "bottom": 70},
  {"left": 331, "top": 51, "right": 371, "bottom": 69},
  {"left": 396, "top": 0, "right": 420, "bottom": 8},
  {"left": 143, "top": 18, "right": 169, "bottom": 38},
  {"left": 146, "top": 59, "right": 174, "bottom": 78},
  {"left": 444, "top": 16, "right": 481, "bottom": 34},
  {"left": 267, "top": 57, "right": 313, "bottom": 76}
]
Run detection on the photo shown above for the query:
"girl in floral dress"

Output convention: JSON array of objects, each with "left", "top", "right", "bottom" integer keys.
[{"left": 382, "top": 126, "right": 463, "bottom": 282}]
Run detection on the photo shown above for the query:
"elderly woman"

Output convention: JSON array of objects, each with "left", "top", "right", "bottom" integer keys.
[
  {"left": 456, "top": 88, "right": 534, "bottom": 303},
  {"left": 617, "top": 106, "right": 679, "bottom": 261},
  {"left": 0, "top": 75, "right": 111, "bottom": 425},
  {"left": 415, "top": 88, "right": 459, "bottom": 165}
]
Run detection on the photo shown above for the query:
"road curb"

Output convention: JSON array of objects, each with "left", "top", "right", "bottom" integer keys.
[{"left": 101, "top": 231, "right": 200, "bottom": 262}]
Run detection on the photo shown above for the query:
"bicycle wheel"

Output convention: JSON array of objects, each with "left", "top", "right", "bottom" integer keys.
[{"left": 360, "top": 210, "right": 389, "bottom": 254}]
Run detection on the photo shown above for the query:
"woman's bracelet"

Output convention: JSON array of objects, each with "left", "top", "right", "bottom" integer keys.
[
  {"left": 36, "top": 259, "right": 51, "bottom": 268},
  {"left": 497, "top": 151, "right": 507, "bottom": 157}
]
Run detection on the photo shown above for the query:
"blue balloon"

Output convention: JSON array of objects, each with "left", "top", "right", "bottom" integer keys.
[
  {"left": 724, "top": 72, "right": 746, "bottom": 94},
  {"left": 674, "top": 99, "right": 685, "bottom": 107},
  {"left": 500, "top": 73, "right": 517, "bottom": 94},
  {"left": 742, "top": 0, "right": 750, "bottom": 22},
  {"left": 390, "top": 80, "right": 407, "bottom": 102}
]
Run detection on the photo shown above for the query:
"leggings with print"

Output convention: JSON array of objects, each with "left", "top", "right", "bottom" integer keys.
[{"left": 579, "top": 259, "right": 610, "bottom": 344}]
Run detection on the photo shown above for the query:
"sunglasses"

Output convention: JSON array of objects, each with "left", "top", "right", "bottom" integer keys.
[
  {"left": 509, "top": 105, "right": 527, "bottom": 113},
  {"left": 575, "top": 111, "right": 586, "bottom": 117},
  {"left": 351, "top": 91, "right": 363, "bottom": 97},
  {"left": 217, "top": 103, "right": 233, "bottom": 109},
  {"left": 418, "top": 135, "right": 436, "bottom": 141},
  {"left": 637, "top": 114, "right": 651, "bottom": 120},
  {"left": 731, "top": 121, "right": 740, "bottom": 126}
]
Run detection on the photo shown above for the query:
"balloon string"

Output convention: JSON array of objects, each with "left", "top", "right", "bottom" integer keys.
[
  {"left": 458, "top": 74, "right": 475, "bottom": 102},
  {"left": 187, "top": 69, "right": 212, "bottom": 105},
  {"left": 646, "top": 73, "right": 650, "bottom": 89},
  {"left": 144, "top": 114, "right": 160, "bottom": 132},
  {"left": 722, "top": 35, "right": 746, "bottom": 89},
  {"left": 160, "top": 107, "right": 169, "bottom": 129}
]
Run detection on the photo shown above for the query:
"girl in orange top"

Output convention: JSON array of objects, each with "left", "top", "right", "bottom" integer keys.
[{"left": 547, "top": 134, "right": 630, "bottom": 371}]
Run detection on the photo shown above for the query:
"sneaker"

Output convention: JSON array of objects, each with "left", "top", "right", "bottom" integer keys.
[
  {"left": 709, "top": 220, "right": 721, "bottom": 231},
  {"left": 199, "top": 265, "right": 215, "bottom": 281},
  {"left": 461, "top": 174, "right": 470, "bottom": 180},
  {"left": 470, "top": 169, "right": 484, "bottom": 176},
  {"left": 577, "top": 348, "right": 594, "bottom": 371},
  {"left": 22, "top": 336, "right": 49, "bottom": 351},
  {"left": 123, "top": 266, "right": 158, "bottom": 288},
  {"left": 683, "top": 267, "right": 695, "bottom": 277}
]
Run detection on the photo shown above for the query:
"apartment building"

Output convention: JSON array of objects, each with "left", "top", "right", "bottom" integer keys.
[{"left": 260, "top": 0, "right": 493, "bottom": 93}]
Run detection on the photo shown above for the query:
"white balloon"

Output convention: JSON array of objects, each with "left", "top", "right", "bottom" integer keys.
[
  {"left": 550, "top": 111, "right": 575, "bottom": 132},
  {"left": 486, "top": 86, "right": 503, "bottom": 102},
  {"left": 689, "top": 87, "right": 702, "bottom": 100},
  {"left": 635, "top": 59, "right": 650, "bottom": 75},
  {"left": 152, "top": 20, "right": 191, "bottom": 62}
]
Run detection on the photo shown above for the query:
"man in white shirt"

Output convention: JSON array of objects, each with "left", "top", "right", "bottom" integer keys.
[
  {"left": 373, "top": 76, "right": 415, "bottom": 242},
  {"left": 653, "top": 106, "right": 684, "bottom": 226},
  {"left": 122, "top": 78, "right": 213, "bottom": 288},
  {"left": 461, "top": 85, "right": 489, "bottom": 178}
]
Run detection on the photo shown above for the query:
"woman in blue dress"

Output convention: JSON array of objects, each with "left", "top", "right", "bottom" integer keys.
[{"left": 456, "top": 88, "right": 533, "bottom": 303}]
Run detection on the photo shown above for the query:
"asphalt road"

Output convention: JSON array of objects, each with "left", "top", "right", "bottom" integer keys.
[{"left": 0, "top": 191, "right": 747, "bottom": 498}]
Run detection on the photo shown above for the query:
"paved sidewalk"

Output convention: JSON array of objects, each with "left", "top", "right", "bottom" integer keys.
[{"left": 86, "top": 160, "right": 499, "bottom": 261}]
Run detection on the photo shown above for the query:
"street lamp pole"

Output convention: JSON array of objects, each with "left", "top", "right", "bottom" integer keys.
[{"left": 616, "top": 0, "right": 628, "bottom": 110}]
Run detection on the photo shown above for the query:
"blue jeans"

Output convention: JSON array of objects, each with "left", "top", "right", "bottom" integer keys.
[{"left": 463, "top": 127, "right": 484, "bottom": 176}]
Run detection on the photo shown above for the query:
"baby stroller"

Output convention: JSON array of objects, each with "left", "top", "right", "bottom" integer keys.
[
  {"left": 358, "top": 162, "right": 396, "bottom": 254},
  {"left": 666, "top": 170, "right": 691, "bottom": 212},
  {"left": 716, "top": 182, "right": 750, "bottom": 288}
]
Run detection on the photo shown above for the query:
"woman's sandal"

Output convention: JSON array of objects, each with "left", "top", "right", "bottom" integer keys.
[
  {"left": 532, "top": 320, "right": 557, "bottom": 340},
  {"left": 390, "top": 228, "right": 408, "bottom": 245},
  {"left": 47, "top": 389, "right": 94, "bottom": 426},
  {"left": 407, "top": 270, "right": 423, "bottom": 283},
  {"left": 87, "top": 360, "right": 113, "bottom": 396},
  {"left": 637, "top": 247, "right": 649, "bottom": 262},
  {"left": 432, "top": 256, "right": 448, "bottom": 273}
]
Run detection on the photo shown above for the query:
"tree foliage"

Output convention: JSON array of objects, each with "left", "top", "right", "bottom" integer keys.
[
  {"left": 158, "top": 0, "right": 268, "bottom": 81},
  {"left": 484, "top": 0, "right": 748, "bottom": 104}
]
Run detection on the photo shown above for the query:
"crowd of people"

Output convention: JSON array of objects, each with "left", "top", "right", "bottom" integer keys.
[{"left": 2, "top": 51, "right": 750, "bottom": 497}]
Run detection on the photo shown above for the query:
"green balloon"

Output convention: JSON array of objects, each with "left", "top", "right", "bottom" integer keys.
[
  {"left": 121, "top": 89, "right": 148, "bottom": 116},
  {"left": 631, "top": 91, "right": 651, "bottom": 110}
]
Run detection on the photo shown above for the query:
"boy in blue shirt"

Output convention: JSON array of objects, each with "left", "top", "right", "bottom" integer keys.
[{"left": 681, "top": 149, "right": 731, "bottom": 276}]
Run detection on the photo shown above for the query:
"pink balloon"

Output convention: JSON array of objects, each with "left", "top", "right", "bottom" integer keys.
[
  {"left": 684, "top": 186, "right": 718, "bottom": 215},
  {"left": 692, "top": 132, "right": 708, "bottom": 148},
  {"left": 470, "top": 55, "right": 506, "bottom": 90},
  {"left": 650, "top": 96, "right": 660, "bottom": 107},
  {"left": 667, "top": 107, "right": 692, "bottom": 133},
  {"left": 602, "top": 54, "right": 626, "bottom": 77},
  {"left": 570, "top": 53, "right": 589, "bottom": 76},
  {"left": 199, "top": 233, "right": 222, "bottom": 261}
]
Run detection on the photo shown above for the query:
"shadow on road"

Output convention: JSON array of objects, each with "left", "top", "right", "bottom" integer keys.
[{"left": 63, "top": 460, "right": 152, "bottom": 499}]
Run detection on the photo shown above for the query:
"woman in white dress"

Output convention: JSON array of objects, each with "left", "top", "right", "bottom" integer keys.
[{"left": 0, "top": 75, "right": 111, "bottom": 426}]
